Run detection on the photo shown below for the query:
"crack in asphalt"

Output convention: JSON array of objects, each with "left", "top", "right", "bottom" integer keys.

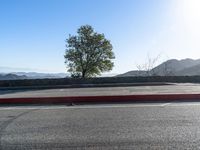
[{"left": 0, "top": 109, "right": 39, "bottom": 150}]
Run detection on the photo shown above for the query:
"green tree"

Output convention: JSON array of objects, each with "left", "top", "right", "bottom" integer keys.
[{"left": 64, "top": 25, "right": 115, "bottom": 78}]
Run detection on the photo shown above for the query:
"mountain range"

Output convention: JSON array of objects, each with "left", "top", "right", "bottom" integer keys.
[
  {"left": 1, "top": 58, "right": 200, "bottom": 80},
  {"left": 0, "top": 74, "right": 28, "bottom": 80},
  {"left": 11, "top": 72, "right": 68, "bottom": 79},
  {"left": 0, "top": 66, "right": 68, "bottom": 80},
  {"left": 0, "top": 72, "right": 68, "bottom": 80},
  {"left": 118, "top": 58, "right": 200, "bottom": 77}
]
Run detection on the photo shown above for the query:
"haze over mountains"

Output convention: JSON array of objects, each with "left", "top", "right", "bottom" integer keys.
[
  {"left": 0, "top": 72, "right": 67, "bottom": 80},
  {"left": 118, "top": 58, "right": 200, "bottom": 77},
  {"left": 0, "top": 74, "right": 28, "bottom": 80},
  {"left": 0, "top": 66, "right": 67, "bottom": 80},
  {"left": 12, "top": 72, "right": 67, "bottom": 79},
  {"left": 1, "top": 58, "right": 200, "bottom": 80}
]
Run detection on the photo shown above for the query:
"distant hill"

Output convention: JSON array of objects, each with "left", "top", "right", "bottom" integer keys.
[
  {"left": 118, "top": 58, "right": 200, "bottom": 77},
  {"left": 11, "top": 72, "right": 67, "bottom": 79},
  {"left": 151, "top": 58, "right": 200, "bottom": 76},
  {"left": 116, "top": 70, "right": 147, "bottom": 77},
  {"left": 175, "top": 64, "right": 200, "bottom": 76},
  {"left": 0, "top": 72, "right": 68, "bottom": 80},
  {"left": 0, "top": 67, "right": 68, "bottom": 79},
  {"left": 0, "top": 74, "right": 27, "bottom": 80}
]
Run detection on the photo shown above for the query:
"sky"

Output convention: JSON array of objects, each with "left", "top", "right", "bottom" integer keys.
[{"left": 1, "top": 0, "right": 200, "bottom": 74}]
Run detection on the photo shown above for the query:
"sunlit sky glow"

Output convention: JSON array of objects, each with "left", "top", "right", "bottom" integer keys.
[{"left": 1, "top": 0, "right": 200, "bottom": 74}]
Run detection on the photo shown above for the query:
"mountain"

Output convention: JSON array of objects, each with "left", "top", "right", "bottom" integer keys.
[
  {"left": 0, "top": 67, "right": 68, "bottom": 79},
  {"left": 0, "top": 74, "right": 27, "bottom": 80},
  {"left": 116, "top": 70, "right": 147, "bottom": 77},
  {"left": 118, "top": 58, "right": 200, "bottom": 77},
  {"left": 151, "top": 58, "right": 200, "bottom": 76},
  {"left": 0, "top": 72, "right": 67, "bottom": 80},
  {"left": 175, "top": 64, "right": 200, "bottom": 76},
  {"left": 11, "top": 72, "right": 68, "bottom": 79},
  {"left": 100, "top": 73, "right": 119, "bottom": 77}
]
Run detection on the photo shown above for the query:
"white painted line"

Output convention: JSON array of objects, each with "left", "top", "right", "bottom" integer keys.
[
  {"left": 71, "top": 104, "right": 168, "bottom": 109},
  {"left": 160, "top": 103, "right": 171, "bottom": 107},
  {"left": 0, "top": 106, "right": 68, "bottom": 110},
  {"left": 168, "top": 102, "right": 200, "bottom": 107},
  {"left": 0, "top": 104, "right": 168, "bottom": 110},
  {"left": 0, "top": 102, "right": 200, "bottom": 110}
]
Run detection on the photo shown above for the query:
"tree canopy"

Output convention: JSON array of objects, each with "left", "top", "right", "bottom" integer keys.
[{"left": 64, "top": 25, "right": 115, "bottom": 78}]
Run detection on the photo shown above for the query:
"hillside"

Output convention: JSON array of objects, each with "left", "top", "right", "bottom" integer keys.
[
  {"left": 0, "top": 74, "right": 27, "bottom": 80},
  {"left": 118, "top": 58, "right": 200, "bottom": 77},
  {"left": 0, "top": 67, "right": 67, "bottom": 79},
  {"left": 0, "top": 72, "right": 68, "bottom": 80},
  {"left": 12, "top": 72, "right": 67, "bottom": 79}
]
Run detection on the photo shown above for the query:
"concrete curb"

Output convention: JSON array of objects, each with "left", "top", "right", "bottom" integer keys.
[{"left": 0, "top": 94, "right": 200, "bottom": 104}]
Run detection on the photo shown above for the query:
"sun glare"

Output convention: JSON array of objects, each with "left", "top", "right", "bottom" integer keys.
[{"left": 182, "top": 0, "right": 200, "bottom": 32}]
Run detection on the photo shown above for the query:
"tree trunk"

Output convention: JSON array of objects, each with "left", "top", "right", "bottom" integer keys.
[{"left": 82, "top": 70, "right": 86, "bottom": 78}]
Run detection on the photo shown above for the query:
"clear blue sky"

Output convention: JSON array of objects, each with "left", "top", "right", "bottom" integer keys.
[{"left": 1, "top": 0, "right": 200, "bottom": 73}]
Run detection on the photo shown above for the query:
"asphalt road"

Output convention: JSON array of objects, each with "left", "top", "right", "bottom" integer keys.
[
  {"left": 1, "top": 83, "right": 200, "bottom": 98},
  {"left": 0, "top": 102, "right": 200, "bottom": 149}
]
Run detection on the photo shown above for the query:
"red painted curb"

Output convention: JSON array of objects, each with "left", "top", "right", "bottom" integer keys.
[{"left": 0, "top": 94, "right": 200, "bottom": 104}]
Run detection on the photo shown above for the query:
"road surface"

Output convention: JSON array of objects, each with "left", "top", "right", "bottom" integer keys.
[
  {"left": 1, "top": 83, "right": 200, "bottom": 98},
  {"left": 0, "top": 102, "right": 200, "bottom": 149}
]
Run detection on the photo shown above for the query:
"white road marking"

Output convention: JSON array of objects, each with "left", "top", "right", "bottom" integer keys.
[
  {"left": 160, "top": 103, "right": 171, "bottom": 107},
  {"left": 0, "top": 102, "right": 200, "bottom": 110},
  {"left": 59, "top": 89, "right": 65, "bottom": 92},
  {"left": 169, "top": 102, "right": 200, "bottom": 107},
  {"left": 0, "top": 106, "right": 68, "bottom": 110}
]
